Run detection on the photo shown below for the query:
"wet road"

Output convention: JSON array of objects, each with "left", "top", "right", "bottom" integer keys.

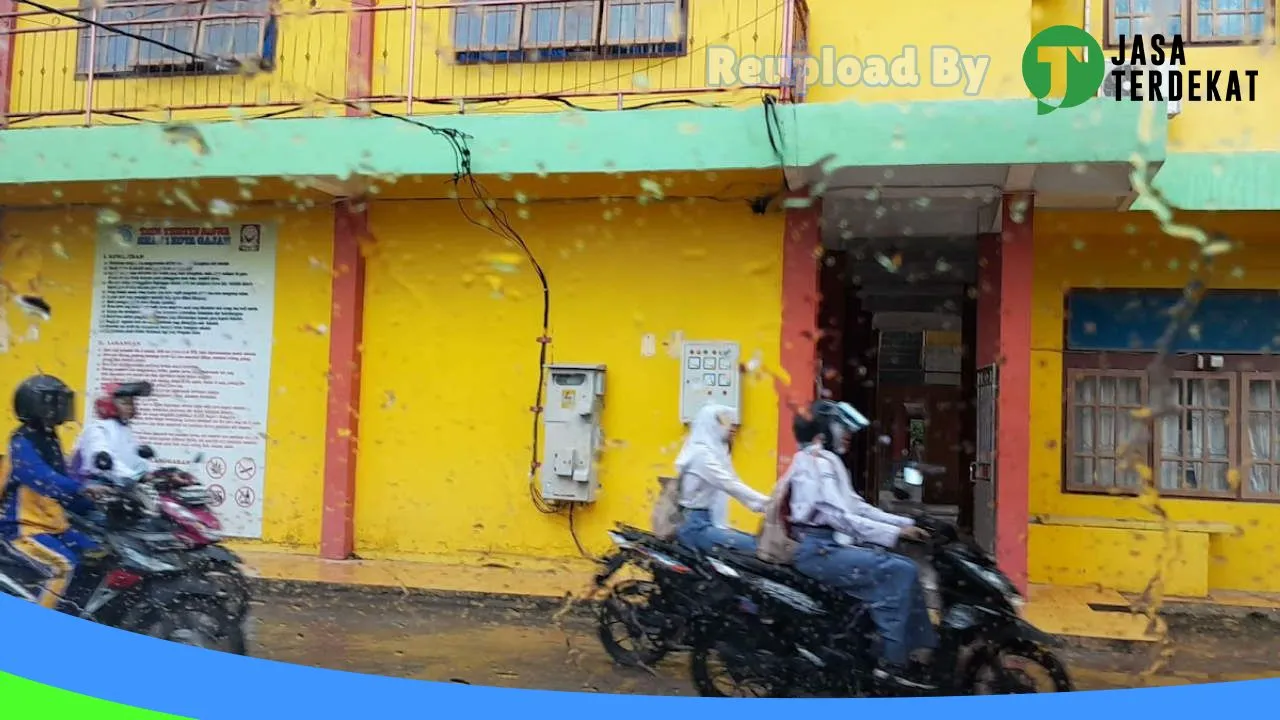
[{"left": 247, "top": 585, "right": 1280, "bottom": 695}]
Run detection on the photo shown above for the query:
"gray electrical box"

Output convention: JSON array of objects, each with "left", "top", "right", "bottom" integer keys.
[
  {"left": 540, "top": 363, "right": 606, "bottom": 503},
  {"left": 679, "top": 340, "right": 742, "bottom": 424}
]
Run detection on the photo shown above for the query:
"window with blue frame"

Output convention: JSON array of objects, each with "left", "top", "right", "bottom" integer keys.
[
  {"left": 452, "top": 0, "right": 686, "bottom": 64},
  {"left": 1063, "top": 288, "right": 1280, "bottom": 502},
  {"left": 77, "top": 0, "right": 278, "bottom": 77},
  {"left": 1107, "top": 0, "right": 1272, "bottom": 46},
  {"left": 1065, "top": 288, "right": 1280, "bottom": 354}
]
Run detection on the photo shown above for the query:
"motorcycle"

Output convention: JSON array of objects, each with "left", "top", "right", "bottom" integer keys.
[
  {"left": 0, "top": 478, "right": 247, "bottom": 653},
  {"left": 593, "top": 524, "right": 748, "bottom": 668},
  {"left": 687, "top": 495, "right": 1072, "bottom": 697},
  {"left": 145, "top": 458, "right": 252, "bottom": 642}
]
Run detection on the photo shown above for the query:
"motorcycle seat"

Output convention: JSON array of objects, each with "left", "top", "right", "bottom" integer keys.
[
  {"left": 710, "top": 547, "right": 828, "bottom": 593},
  {"left": 614, "top": 523, "right": 703, "bottom": 564}
]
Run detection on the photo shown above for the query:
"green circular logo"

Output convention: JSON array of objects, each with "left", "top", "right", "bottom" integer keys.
[{"left": 1022, "top": 25, "right": 1106, "bottom": 115}]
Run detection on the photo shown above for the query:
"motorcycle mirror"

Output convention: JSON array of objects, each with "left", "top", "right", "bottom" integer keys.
[{"left": 94, "top": 452, "right": 114, "bottom": 471}]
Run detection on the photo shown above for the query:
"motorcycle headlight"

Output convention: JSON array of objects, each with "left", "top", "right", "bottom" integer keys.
[{"left": 962, "top": 558, "right": 1022, "bottom": 611}]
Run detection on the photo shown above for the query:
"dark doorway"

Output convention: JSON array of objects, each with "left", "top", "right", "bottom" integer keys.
[{"left": 816, "top": 238, "right": 978, "bottom": 530}]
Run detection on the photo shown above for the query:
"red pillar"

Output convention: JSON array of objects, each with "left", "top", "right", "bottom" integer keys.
[
  {"left": 977, "top": 195, "right": 1034, "bottom": 591},
  {"left": 320, "top": 202, "right": 368, "bottom": 560},
  {"left": 817, "top": 249, "right": 847, "bottom": 399},
  {"left": 777, "top": 195, "right": 821, "bottom": 473},
  {"left": 317, "top": 0, "right": 377, "bottom": 559},
  {"left": 1, "top": 0, "right": 16, "bottom": 127}
]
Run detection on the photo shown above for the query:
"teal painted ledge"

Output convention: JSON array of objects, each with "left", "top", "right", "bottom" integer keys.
[
  {"left": 0, "top": 99, "right": 1162, "bottom": 186},
  {"left": 1131, "top": 151, "right": 1280, "bottom": 212}
]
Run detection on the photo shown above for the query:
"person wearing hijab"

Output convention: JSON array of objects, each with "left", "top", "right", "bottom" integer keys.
[
  {"left": 673, "top": 403, "right": 768, "bottom": 554},
  {"left": 69, "top": 382, "right": 155, "bottom": 485}
]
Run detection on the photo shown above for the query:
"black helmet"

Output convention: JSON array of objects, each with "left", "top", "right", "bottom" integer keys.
[
  {"left": 793, "top": 400, "right": 870, "bottom": 453},
  {"left": 14, "top": 374, "right": 75, "bottom": 428}
]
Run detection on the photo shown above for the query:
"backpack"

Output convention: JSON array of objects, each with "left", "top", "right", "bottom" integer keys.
[
  {"left": 756, "top": 451, "right": 837, "bottom": 565},
  {"left": 651, "top": 474, "right": 683, "bottom": 540},
  {"left": 756, "top": 472, "right": 799, "bottom": 565}
]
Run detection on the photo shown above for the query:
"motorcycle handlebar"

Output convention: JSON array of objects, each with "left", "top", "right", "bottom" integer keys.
[{"left": 908, "top": 513, "right": 960, "bottom": 546}]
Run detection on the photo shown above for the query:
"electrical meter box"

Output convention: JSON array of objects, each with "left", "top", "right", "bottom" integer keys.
[
  {"left": 540, "top": 364, "right": 606, "bottom": 503},
  {"left": 679, "top": 341, "right": 742, "bottom": 424}
]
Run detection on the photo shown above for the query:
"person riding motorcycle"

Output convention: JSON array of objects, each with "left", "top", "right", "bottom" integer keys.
[
  {"left": 0, "top": 375, "right": 105, "bottom": 609},
  {"left": 674, "top": 403, "right": 768, "bottom": 554},
  {"left": 783, "top": 399, "right": 938, "bottom": 689},
  {"left": 70, "top": 381, "right": 155, "bottom": 486}
]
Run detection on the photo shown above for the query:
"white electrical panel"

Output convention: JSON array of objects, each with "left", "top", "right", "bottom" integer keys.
[
  {"left": 540, "top": 364, "right": 606, "bottom": 503},
  {"left": 679, "top": 341, "right": 742, "bottom": 424}
]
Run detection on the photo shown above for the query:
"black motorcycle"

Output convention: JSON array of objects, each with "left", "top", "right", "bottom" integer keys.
[
  {"left": 593, "top": 524, "right": 749, "bottom": 668},
  {"left": 0, "top": 480, "right": 245, "bottom": 653},
  {"left": 688, "top": 514, "right": 1073, "bottom": 697}
]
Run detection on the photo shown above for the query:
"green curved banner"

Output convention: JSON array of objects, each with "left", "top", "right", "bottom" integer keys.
[{"left": 0, "top": 672, "right": 189, "bottom": 719}]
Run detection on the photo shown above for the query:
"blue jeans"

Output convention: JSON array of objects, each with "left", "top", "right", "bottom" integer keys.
[
  {"left": 6, "top": 529, "right": 96, "bottom": 610},
  {"left": 675, "top": 509, "right": 757, "bottom": 555},
  {"left": 792, "top": 529, "right": 937, "bottom": 667}
]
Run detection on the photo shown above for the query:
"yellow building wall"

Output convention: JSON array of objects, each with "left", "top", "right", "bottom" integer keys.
[
  {"left": 8, "top": 0, "right": 350, "bottom": 127},
  {"left": 1032, "top": 0, "right": 1280, "bottom": 151},
  {"left": 356, "top": 197, "right": 784, "bottom": 563},
  {"left": 7, "top": 0, "right": 784, "bottom": 125},
  {"left": 0, "top": 206, "right": 333, "bottom": 551},
  {"left": 804, "top": 0, "right": 1031, "bottom": 103},
  {"left": 369, "top": 0, "right": 785, "bottom": 114},
  {"left": 1029, "top": 210, "right": 1280, "bottom": 595}
]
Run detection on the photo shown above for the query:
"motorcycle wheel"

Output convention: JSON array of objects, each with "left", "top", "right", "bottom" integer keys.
[
  {"left": 963, "top": 641, "right": 1074, "bottom": 694},
  {"left": 689, "top": 640, "right": 789, "bottom": 698},
  {"left": 139, "top": 596, "right": 249, "bottom": 656},
  {"left": 597, "top": 580, "right": 672, "bottom": 668}
]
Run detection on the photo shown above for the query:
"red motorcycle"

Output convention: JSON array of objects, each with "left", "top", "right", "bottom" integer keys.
[
  {"left": 93, "top": 448, "right": 253, "bottom": 654},
  {"left": 146, "top": 461, "right": 252, "bottom": 651}
]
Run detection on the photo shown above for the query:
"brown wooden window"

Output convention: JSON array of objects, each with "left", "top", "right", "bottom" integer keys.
[
  {"left": 1156, "top": 372, "right": 1237, "bottom": 497},
  {"left": 1241, "top": 373, "right": 1280, "bottom": 499},
  {"left": 76, "top": 0, "right": 275, "bottom": 77},
  {"left": 1065, "top": 369, "right": 1149, "bottom": 492},
  {"left": 1107, "top": 0, "right": 1272, "bottom": 46},
  {"left": 452, "top": 0, "right": 687, "bottom": 62}
]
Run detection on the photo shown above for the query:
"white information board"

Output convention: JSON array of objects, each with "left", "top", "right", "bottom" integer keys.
[
  {"left": 679, "top": 340, "right": 742, "bottom": 424},
  {"left": 86, "top": 221, "right": 278, "bottom": 538}
]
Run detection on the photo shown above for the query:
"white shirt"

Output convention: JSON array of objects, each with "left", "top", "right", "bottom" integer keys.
[
  {"left": 675, "top": 403, "right": 768, "bottom": 528},
  {"left": 678, "top": 446, "right": 769, "bottom": 526},
  {"left": 71, "top": 418, "right": 151, "bottom": 483},
  {"left": 787, "top": 443, "right": 915, "bottom": 548}
]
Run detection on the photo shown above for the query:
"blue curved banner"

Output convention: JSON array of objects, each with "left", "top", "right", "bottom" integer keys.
[{"left": 0, "top": 593, "right": 1264, "bottom": 717}]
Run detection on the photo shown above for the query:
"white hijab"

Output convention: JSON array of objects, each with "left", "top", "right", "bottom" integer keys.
[
  {"left": 675, "top": 403, "right": 736, "bottom": 527},
  {"left": 675, "top": 403, "right": 734, "bottom": 476}
]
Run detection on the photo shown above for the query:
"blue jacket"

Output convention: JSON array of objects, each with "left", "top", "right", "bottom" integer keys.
[{"left": 0, "top": 426, "right": 91, "bottom": 539}]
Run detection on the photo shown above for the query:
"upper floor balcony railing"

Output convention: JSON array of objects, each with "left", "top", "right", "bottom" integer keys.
[{"left": 0, "top": 0, "right": 810, "bottom": 127}]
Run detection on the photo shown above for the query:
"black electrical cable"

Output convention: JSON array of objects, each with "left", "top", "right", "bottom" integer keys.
[
  {"left": 761, "top": 93, "right": 792, "bottom": 193},
  {"left": 567, "top": 503, "right": 596, "bottom": 561}
]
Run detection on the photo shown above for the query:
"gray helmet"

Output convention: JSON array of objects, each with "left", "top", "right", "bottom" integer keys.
[{"left": 793, "top": 400, "right": 869, "bottom": 453}]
